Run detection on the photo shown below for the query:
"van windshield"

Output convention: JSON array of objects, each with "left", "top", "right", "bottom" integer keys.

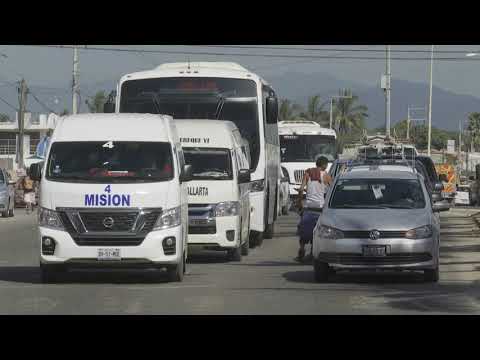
[
  {"left": 46, "top": 141, "right": 174, "bottom": 183},
  {"left": 330, "top": 178, "right": 426, "bottom": 209},
  {"left": 280, "top": 135, "right": 336, "bottom": 162},
  {"left": 183, "top": 147, "right": 233, "bottom": 180}
]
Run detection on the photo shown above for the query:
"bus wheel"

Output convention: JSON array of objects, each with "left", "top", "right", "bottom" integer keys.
[{"left": 249, "top": 231, "right": 263, "bottom": 248}]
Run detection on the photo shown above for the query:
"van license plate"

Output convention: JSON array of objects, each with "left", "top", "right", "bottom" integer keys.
[
  {"left": 362, "top": 245, "right": 387, "bottom": 257},
  {"left": 97, "top": 249, "right": 121, "bottom": 261}
]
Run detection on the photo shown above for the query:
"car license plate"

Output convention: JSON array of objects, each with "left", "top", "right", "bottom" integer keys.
[
  {"left": 97, "top": 248, "right": 121, "bottom": 261},
  {"left": 362, "top": 245, "right": 387, "bottom": 257}
]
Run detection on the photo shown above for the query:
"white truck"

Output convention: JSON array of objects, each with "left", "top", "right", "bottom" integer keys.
[
  {"left": 30, "top": 114, "right": 192, "bottom": 283},
  {"left": 175, "top": 120, "right": 251, "bottom": 260},
  {"left": 279, "top": 120, "right": 337, "bottom": 201}
]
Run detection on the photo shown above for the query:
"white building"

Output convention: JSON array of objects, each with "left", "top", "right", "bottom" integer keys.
[{"left": 0, "top": 112, "right": 59, "bottom": 171}]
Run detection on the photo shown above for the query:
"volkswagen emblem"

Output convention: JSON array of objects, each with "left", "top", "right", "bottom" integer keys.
[
  {"left": 103, "top": 217, "right": 115, "bottom": 229},
  {"left": 369, "top": 230, "right": 381, "bottom": 240}
]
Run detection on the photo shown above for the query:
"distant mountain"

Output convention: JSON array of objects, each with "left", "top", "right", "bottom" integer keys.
[
  {"left": 267, "top": 71, "right": 480, "bottom": 131},
  {"left": 2, "top": 72, "right": 479, "bottom": 132}
]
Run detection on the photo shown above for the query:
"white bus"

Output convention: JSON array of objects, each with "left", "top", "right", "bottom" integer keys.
[
  {"left": 278, "top": 120, "right": 337, "bottom": 199},
  {"left": 107, "top": 62, "right": 280, "bottom": 246}
]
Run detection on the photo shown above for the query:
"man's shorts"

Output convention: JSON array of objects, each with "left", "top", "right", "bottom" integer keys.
[{"left": 24, "top": 192, "right": 35, "bottom": 204}]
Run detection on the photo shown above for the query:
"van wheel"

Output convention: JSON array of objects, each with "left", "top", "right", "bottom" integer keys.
[
  {"left": 313, "top": 260, "right": 330, "bottom": 283},
  {"left": 281, "top": 206, "right": 288, "bottom": 215},
  {"left": 249, "top": 231, "right": 263, "bottom": 248},
  {"left": 40, "top": 264, "right": 66, "bottom": 284},
  {"left": 227, "top": 246, "right": 242, "bottom": 262},
  {"left": 424, "top": 267, "right": 439, "bottom": 283},
  {"left": 264, "top": 223, "right": 274, "bottom": 239},
  {"left": 168, "top": 253, "right": 185, "bottom": 282}
]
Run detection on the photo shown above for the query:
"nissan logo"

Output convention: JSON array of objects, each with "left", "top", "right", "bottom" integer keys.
[
  {"left": 103, "top": 217, "right": 115, "bottom": 229},
  {"left": 369, "top": 230, "right": 381, "bottom": 240}
]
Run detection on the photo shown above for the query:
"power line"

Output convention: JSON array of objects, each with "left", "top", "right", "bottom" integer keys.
[
  {"left": 0, "top": 94, "right": 18, "bottom": 111},
  {"left": 26, "top": 45, "right": 480, "bottom": 61},
  {"left": 29, "top": 90, "right": 57, "bottom": 114}
]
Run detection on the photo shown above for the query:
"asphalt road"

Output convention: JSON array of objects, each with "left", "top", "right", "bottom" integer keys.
[{"left": 0, "top": 207, "right": 480, "bottom": 314}]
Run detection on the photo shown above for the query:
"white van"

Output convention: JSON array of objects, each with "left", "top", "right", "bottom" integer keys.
[
  {"left": 29, "top": 114, "right": 192, "bottom": 283},
  {"left": 175, "top": 120, "right": 251, "bottom": 261}
]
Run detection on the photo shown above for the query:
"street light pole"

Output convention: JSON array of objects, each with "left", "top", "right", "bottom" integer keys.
[
  {"left": 385, "top": 45, "right": 391, "bottom": 138},
  {"left": 329, "top": 98, "right": 333, "bottom": 129},
  {"left": 427, "top": 45, "right": 434, "bottom": 156}
]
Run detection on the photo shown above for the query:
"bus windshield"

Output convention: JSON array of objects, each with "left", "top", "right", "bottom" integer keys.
[
  {"left": 280, "top": 134, "right": 337, "bottom": 162},
  {"left": 119, "top": 77, "right": 260, "bottom": 171}
]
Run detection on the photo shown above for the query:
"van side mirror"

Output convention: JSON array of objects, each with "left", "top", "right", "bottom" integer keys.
[
  {"left": 266, "top": 96, "right": 278, "bottom": 124},
  {"left": 180, "top": 164, "right": 193, "bottom": 183},
  {"left": 433, "top": 182, "right": 444, "bottom": 192},
  {"left": 238, "top": 169, "right": 251, "bottom": 184},
  {"left": 29, "top": 163, "right": 42, "bottom": 181},
  {"left": 103, "top": 102, "right": 115, "bottom": 113}
]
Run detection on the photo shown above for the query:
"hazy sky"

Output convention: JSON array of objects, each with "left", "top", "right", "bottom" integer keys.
[{"left": 1, "top": 45, "right": 480, "bottom": 99}]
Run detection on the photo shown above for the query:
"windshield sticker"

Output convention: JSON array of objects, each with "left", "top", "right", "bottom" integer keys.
[
  {"left": 84, "top": 185, "right": 131, "bottom": 207},
  {"left": 180, "top": 138, "right": 210, "bottom": 144},
  {"left": 188, "top": 186, "right": 209, "bottom": 196}
]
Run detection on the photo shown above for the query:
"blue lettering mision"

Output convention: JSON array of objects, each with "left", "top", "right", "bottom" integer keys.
[
  {"left": 112, "top": 195, "right": 121, "bottom": 206},
  {"left": 85, "top": 194, "right": 95, "bottom": 206},
  {"left": 84, "top": 191, "right": 131, "bottom": 207}
]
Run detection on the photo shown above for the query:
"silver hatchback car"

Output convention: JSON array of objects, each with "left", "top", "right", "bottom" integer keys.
[
  {"left": 312, "top": 169, "right": 441, "bottom": 282},
  {"left": 0, "top": 168, "right": 15, "bottom": 217}
]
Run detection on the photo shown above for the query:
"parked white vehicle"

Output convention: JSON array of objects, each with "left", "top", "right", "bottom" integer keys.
[
  {"left": 279, "top": 120, "right": 337, "bottom": 200},
  {"left": 0, "top": 167, "right": 15, "bottom": 218},
  {"left": 29, "top": 114, "right": 192, "bottom": 283},
  {"left": 175, "top": 120, "right": 251, "bottom": 260},
  {"left": 108, "top": 61, "right": 280, "bottom": 246}
]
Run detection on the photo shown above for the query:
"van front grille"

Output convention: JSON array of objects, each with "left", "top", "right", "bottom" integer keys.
[{"left": 294, "top": 170, "right": 305, "bottom": 183}]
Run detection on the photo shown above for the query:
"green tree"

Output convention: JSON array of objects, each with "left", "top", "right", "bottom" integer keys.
[
  {"left": 333, "top": 89, "right": 368, "bottom": 152},
  {"left": 279, "top": 99, "right": 303, "bottom": 121},
  {"left": 467, "top": 112, "right": 480, "bottom": 152},
  {"left": 86, "top": 91, "right": 107, "bottom": 113},
  {"left": 0, "top": 113, "right": 9, "bottom": 122},
  {"left": 299, "top": 95, "right": 329, "bottom": 126}
]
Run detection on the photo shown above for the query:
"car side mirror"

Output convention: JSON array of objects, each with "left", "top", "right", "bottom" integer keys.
[
  {"left": 238, "top": 169, "right": 251, "bottom": 184},
  {"left": 431, "top": 192, "right": 442, "bottom": 202},
  {"left": 179, "top": 164, "right": 193, "bottom": 183},
  {"left": 103, "top": 102, "right": 115, "bottom": 113},
  {"left": 432, "top": 200, "right": 450, "bottom": 212},
  {"left": 29, "top": 163, "right": 42, "bottom": 182},
  {"left": 434, "top": 182, "right": 444, "bottom": 192},
  {"left": 266, "top": 96, "right": 278, "bottom": 124}
]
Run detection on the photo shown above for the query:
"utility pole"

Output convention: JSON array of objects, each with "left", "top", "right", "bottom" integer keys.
[
  {"left": 17, "top": 79, "right": 28, "bottom": 169},
  {"left": 385, "top": 45, "right": 391, "bottom": 138},
  {"left": 427, "top": 45, "right": 434, "bottom": 156},
  {"left": 72, "top": 46, "right": 79, "bottom": 114},
  {"left": 407, "top": 106, "right": 411, "bottom": 140}
]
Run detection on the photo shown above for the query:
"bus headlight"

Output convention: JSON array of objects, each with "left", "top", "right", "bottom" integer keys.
[
  {"left": 38, "top": 207, "right": 65, "bottom": 230},
  {"left": 154, "top": 207, "right": 181, "bottom": 230},
  {"left": 215, "top": 201, "right": 240, "bottom": 217},
  {"left": 250, "top": 179, "right": 264, "bottom": 192}
]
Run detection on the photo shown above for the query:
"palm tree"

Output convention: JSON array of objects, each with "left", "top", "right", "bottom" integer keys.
[
  {"left": 279, "top": 99, "right": 303, "bottom": 121},
  {"left": 299, "top": 95, "right": 329, "bottom": 126},
  {"left": 86, "top": 91, "right": 107, "bottom": 113},
  {"left": 467, "top": 112, "right": 480, "bottom": 152},
  {"left": 332, "top": 89, "right": 368, "bottom": 152}
]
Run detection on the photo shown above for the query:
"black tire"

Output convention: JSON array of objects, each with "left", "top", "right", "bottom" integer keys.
[
  {"left": 249, "top": 231, "right": 263, "bottom": 248},
  {"left": 168, "top": 253, "right": 185, "bottom": 282},
  {"left": 281, "top": 206, "right": 288, "bottom": 215},
  {"left": 227, "top": 246, "right": 242, "bottom": 262},
  {"left": 8, "top": 199, "right": 14, "bottom": 217},
  {"left": 424, "top": 267, "right": 439, "bottom": 283},
  {"left": 264, "top": 222, "right": 274, "bottom": 239},
  {"left": 40, "top": 264, "right": 66, "bottom": 284},
  {"left": 313, "top": 260, "right": 330, "bottom": 283},
  {"left": 241, "top": 238, "right": 249, "bottom": 256}
]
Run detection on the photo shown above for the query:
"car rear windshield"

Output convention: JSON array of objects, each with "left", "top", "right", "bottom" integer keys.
[
  {"left": 330, "top": 178, "right": 426, "bottom": 209},
  {"left": 46, "top": 141, "right": 174, "bottom": 183}
]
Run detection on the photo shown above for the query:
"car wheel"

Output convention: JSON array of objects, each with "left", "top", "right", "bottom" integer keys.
[
  {"left": 167, "top": 252, "right": 185, "bottom": 282},
  {"left": 424, "top": 267, "right": 439, "bottom": 283},
  {"left": 313, "top": 260, "right": 330, "bottom": 283},
  {"left": 8, "top": 199, "right": 14, "bottom": 217},
  {"left": 227, "top": 246, "right": 242, "bottom": 262},
  {"left": 40, "top": 264, "right": 66, "bottom": 284}
]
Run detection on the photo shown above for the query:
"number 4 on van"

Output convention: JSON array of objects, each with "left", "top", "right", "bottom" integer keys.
[{"left": 103, "top": 141, "right": 114, "bottom": 149}]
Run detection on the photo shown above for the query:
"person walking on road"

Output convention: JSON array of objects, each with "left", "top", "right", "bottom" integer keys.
[
  {"left": 22, "top": 171, "right": 36, "bottom": 214},
  {"left": 295, "top": 156, "right": 333, "bottom": 262}
]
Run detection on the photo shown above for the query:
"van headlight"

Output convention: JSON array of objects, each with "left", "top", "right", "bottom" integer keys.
[
  {"left": 319, "top": 225, "right": 344, "bottom": 240},
  {"left": 250, "top": 179, "right": 264, "bottom": 192},
  {"left": 215, "top": 201, "right": 240, "bottom": 217},
  {"left": 154, "top": 207, "right": 181, "bottom": 230},
  {"left": 406, "top": 225, "right": 433, "bottom": 239},
  {"left": 38, "top": 207, "right": 65, "bottom": 230}
]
